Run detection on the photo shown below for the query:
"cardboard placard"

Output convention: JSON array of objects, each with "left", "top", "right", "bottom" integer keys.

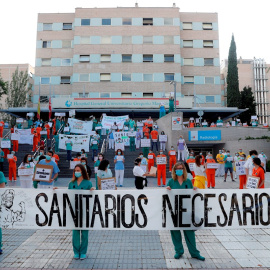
[
  {"left": 70, "top": 161, "right": 80, "bottom": 169},
  {"left": 18, "top": 167, "right": 34, "bottom": 176},
  {"left": 149, "top": 166, "right": 157, "bottom": 175},
  {"left": 128, "top": 132, "right": 136, "bottom": 137},
  {"left": 16, "top": 118, "right": 24, "bottom": 123},
  {"left": 95, "top": 126, "right": 102, "bottom": 130},
  {"left": 141, "top": 139, "right": 151, "bottom": 148},
  {"left": 156, "top": 156, "right": 167, "bottom": 165},
  {"left": 11, "top": 133, "right": 20, "bottom": 141},
  {"left": 251, "top": 115, "right": 257, "bottom": 120},
  {"left": 232, "top": 121, "right": 236, "bottom": 127},
  {"left": 1, "top": 140, "right": 11, "bottom": 149},
  {"left": 246, "top": 175, "right": 260, "bottom": 189},
  {"left": 159, "top": 135, "right": 167, "bottom": 142},
  {"left": 148, "top": 155, "right": 154, "bottom": 159},
  {"left": 217, "top": 123, "right": 223, "bottom": 127},
  {"left": 64, "top": 127, "right": 69, "bottom": 132},
  {"left": 140, "top": 165, "right": 147, "bottom": 173},
  {"left": 33, "top": 164, "right": 53, "bottom": 182},
  {"left": 189, "top": 163, "right": 195, "bottom": 172},
  {"left": 48, "top": 122, "right": 53, "bottom": 127},
  {"left": 115, "top": 142, "right": 125, "bottom": 151},
  {"left": 226, "top": 157, "right": 233, "bottom": 162},
  {"left": 235, "top": 161, "right": 246, "bottom": 176},
  {"left": 116, "top": 155, "right": 124, "bottom": 161},
  {"left": 7, "top": 154, "right": 14, "bottom": 159},
  {"left": 98, "top": 177, "right": 116, "bottom": 190},
  {"left": 27, "top": 113, "right": 35, "bottom": 117},
  {"left": 69, "top": 109, "right": 76, "bottom": 117},
  {"left": 207, "top": 163, "right": 218, "bottom": 169},
  {"left": 40, "top": 131, "right": 47, "bottom": 135},
  {"left": 51, "top": 157, "right": 56, "bottom": 162},
  {"left": 55, "top": 112, "right": 66, "bottom": 116},
  {"left": 170, "top": 151, "right": 176, "bottom": 156}
]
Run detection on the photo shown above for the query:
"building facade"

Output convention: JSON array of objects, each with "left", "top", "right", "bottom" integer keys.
[{"left": 34, "top": 6, "right": 223, "bottom": 111}]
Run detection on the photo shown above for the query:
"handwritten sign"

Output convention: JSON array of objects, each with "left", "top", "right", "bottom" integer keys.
[
  {"left": 70, "top": 161, "right": 80, "bottom": 169},
  {"left": 34, "top": 164, "right": 53, "bottom": 182},
  {"left": 99, "top": 177, "right": 116, "bottom": 190},
  {"left": 64, "top": 127, "right": 69, "bottom": 132},
  {"left": 1, "top": 140, "right": 11, "bottom": 149},
  {"left": 115, "top": 142, "right": 125, "bottom": 151},
  {"left": 128, "top": 132, "right": 136, "bottom": 137},
  {"left": 235, "top": 161, "right": 246, "bottom": 176},
  {"left": 116, "top": 155, "right": 124, "bottom": 161},
  {"left": 188, "top": 163, "right": 195, "bottom": 172},
  {"left": 11, "top": 133, "right": 20, "bottom": 141},
  {"left": 40, "top": 131, "right": 47, "bottom": 135},
  {"left": 55, "top": 113, "right": 66, "bottom": 116},
  {"left": 159, "top": 135, "right": 167, "bottom": 142},
  {"left": 141, "top": 139, "right": 151, "bottom": 148},
  {"left": 156, "top": 156, "right": 167, "bottom": 165},
  {"left": 226, "top": 157, "right": 233, "bottom": 162},
  {"left": 7, "top": 154, "right": 14, "bottom": 159},
  {"left": 18, "top": 168, "right": 34, "bottom": 176},
  {"left": 246, "top": 175, "right": 260, "bottom": 189},
  {"left": 217, "top": 123, "right": 223, "bottom": 127},
  {"left": 170, "top": 151, "right": 176, "bottom": 156},
  {"left": 207, "top": 163, "right": 218, "bottom": 169}
]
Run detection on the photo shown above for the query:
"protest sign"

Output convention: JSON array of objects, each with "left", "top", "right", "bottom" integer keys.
[
  {"left": 70, "top": 161, "right": 81, "bottom": 170},
  {"left": 59, "top": 134, "right": 90, "bottom": 152},
  {"left": 18, "top": 168, "right": 34, "bottom": 176},
  {"left": 64, "top": 127, "right": 70, "bottom": 132},
  {"left": 114, "top": 132, "right": 129, "bottom": 146},
  {"left": 98, "top": 177, "right": 116, "bottom": 190},
  {"left": 16, "top": 118, "right": 24, "bottom": 123},
  {"left": 7, "top": 154, "right": 14, "bottom": 159},
  {"left": 16, "top": 129, "right": 33, "bottom": 145},
  {"left": 235, "top": 161, "right": 246, "bottom": 176},
  {"left": 2, "top": 188, "right": 270, "bottom": 230},
  {"left": 69, "top": 109, "right": 76, "bottom": 117},
  {"left": 172, "top": 116, "right": 182, "bottom": 130},
  {"left": 246, "top": 175, "right": 260, "bottom": 189},
  {"left": 55, "top": 113, "right": 66, "bottom": 116},
  {"left": 115, "top": 142, "right": 125, "bottom": 151},
  {"left": 128, "top": 132, "right": 136, "bottom": 137},
  {"left": 149, "top": 166, "right": 157, "bottom": 175},
  {"left": 27, "top": 113, "right": 35, "bottom": 117},
  {"left": 40, "top": 131, "right": 47, "bottom": 135},
  {"left": 207, "top": 163, "right": 218, "bottom": 169},
  {"left": 116, "top": 156, "right": 124, "bottom": 161},
  {"left": 33, "top": 164, "right": 53, "bottom": 182},
  {"left": 188, "top": 163, "right": 195, "bottom": 171},
  {"left": 251, "top": 115, "right": 257, "bottom": 120},
  {"left": 1, "top": 140, "right": 11, "bottom": 149},
  {"left": 170, "top": 151, "right": 176, "bottom": 155},
  {"left": 226, "top": 157, "right": 233, "bottom": 162},
  {"left": 68, "top": 118, "right": 93, "bottom": 135},
  {"left": 232, "top": 121, "right": 236, "bottom": 127},
  {"left": 141, "top": 139, "right": 151, "bottom": 148},
  {"left": 101, "top": 115, "right": 129, "bottom": 130},
  {"left": 156, "top": 157, "right": 167, "bottom": 165},
  {"left": 11, "top": 133, "right": 20, "bottom": 141},
  {"left": 159, "top": 135, "right": 167, "bottom": 142},
  {"left": 217, "top": 123, "right": 223, "bottom": 127}
]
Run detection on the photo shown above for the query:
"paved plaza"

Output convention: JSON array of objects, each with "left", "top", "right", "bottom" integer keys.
[{"left": 1, "top": 174, "right": 270, "bottom": 270}]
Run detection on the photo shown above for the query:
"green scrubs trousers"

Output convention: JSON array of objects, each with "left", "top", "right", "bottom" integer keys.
[
  {"left": 130, "top": 137, "right": 135, "bottom": 151},
  {"left": 72, "top": 230, "right": 89, "bottom": 256}
]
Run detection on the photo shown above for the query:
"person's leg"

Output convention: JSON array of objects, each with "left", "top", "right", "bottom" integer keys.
[
  {"left": 169, "top": 158, "right": 173, "bottom": 172},
  {"left": 215, "top": 164, "right": 220, "bottom": 176},
  {"left": 224, "top": 168, "right": 227, "bottom": 182},
  {"left": 239, "top": 175, "right": 244, "bottom": 189},
  {"left": 206, "top": 172, "right": 210, "bottom": 188},
  {"left": 211, "top": 174, "right": 215, "bottom": 188},
  {"left": 183, "top": 230, "right": 201, "bottom": 258},
  {"left": 157, "top": 168, "right": 161, "bottom": 186},
  {"left": 120, "top": 170, "right": 124, "bottom": 186},
  {"left": 80, "top": 230, "right": 89, "bottom": 256},
  {"left": 0, "top": 162, "right": 3, "bottom": 172},
  {"left": 72, "top": 230, "right": 81, "bottom": 256},
  {"left": 20, "top": 179, "right": 26, "bottom": 188},
  {"left": 178, "top": 150, "right": 180, "bottom": 161},
  {"left": 162, "top": 167, "right": 166, "bottom": 186},
  {"left": 115, "top": 170, "right": 120, "bottom": 186},
  {"left": 151, "top": 141, "right": 154, "bottom": 151},
  {"left": 230, "top": 168, "right": 234, "bottom": 181},
  {"left": 170, "top": 230, "right": 184, "bottom": 256}
]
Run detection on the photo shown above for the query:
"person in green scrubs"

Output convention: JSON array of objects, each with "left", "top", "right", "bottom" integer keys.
[
  {"left": 94, "top": 153, "right": 104, "bottom": 190},
  {"left": 0, "top": 170, "right": 7, "bottom": 254},
  {"left": 27, "top": 117, "right": 33, "bottom": 129},
  {"left": 166, "top": 162, "right": 205, "bottom": 261},
  {"left": 68, "top": 164, "right": 94, "bottom": 260},
  {"left": 54, "top": 132, "right": 59, "bottom": 152},
  {"left": 169, "top": 96, "right": 174, "bottom": 113}
]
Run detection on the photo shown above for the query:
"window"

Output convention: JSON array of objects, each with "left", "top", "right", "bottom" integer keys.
[
  {"left": 63, "top": 23, "right": 72, "bottom": 30},
  {"left": 143, "top": 93, "right": 153, "bottom": 97},
  {"left": 43, "top": 23, "right": 52, "bottom": 31},
  {"left": 79, "top": 55, "right": 90, "bottom": 62},
  {"left": 61, "top": 59, "right": 72, "bottom": 66},
  {"left": 121, "top": 92, "right": 132, "bottom": 97},
  {"left": 41, "top": 58, "right": 51, "bottom": 66},
  {"left": 143, "top": 18, "right": 153, "bottom": 25},
  {"left": 203, "top": 40, "right": 214, "bottom": 48},
  {"left": 183, "top": 40, "right": 193, "bottom": 47},
  {"left": 164, "top": 36, "right": 174, "bottom": 44},
  {"left": 102, "top": 19, "right": 111, "bottom": 25},
  {"left": 79, "top": 93, "right": 87, "bottom": 97},
  {"left": 164, "top": 54, "right": 174, "bottom": 62},
  {"left": 41, "top": 77, "right": 50, "bottom": 84},
  {"left": 100, "top": 92, "right": 110, "bottom": 98},
  {"left": 100, "top": 73, "right": 111, "bottom": 81},
  {"left": 205, "top": 77, "right": 214, "bottom": 84},
  {"left": 122, "top": 74, "right": 131, "bottom": 81},
  {"left": 204, "top": 58, "right": 214, "bottom": 66},
  {"left": 143, "top": 36, "right": 153, "bottom": 44},
  {"left": 182, "top": 22, "right": 192, "bottom": 30},
  {"left": 206, "top": 96, "right": 215, "bottom": 103},
  {"left": 143, "top": 74, "right": 153, "bottom": 82},
  {"left": 203, "top": 23, "right": 213, "bottom": 30},
  {"left": 101, "top": 36, "right": 111, "bottom": 44},
  {"left": 183, "top": 58, "right": 194, "bottom": 66},
  {"left": 164, "top": 18, "right": 173, "bottom": 26},
  {"left": 81, "top": 37, "right": 90, "bottom": 44},
  {"left": 60, "top": 76, "right": 71, "bottom": 84},
  {"left": 62, "top": 40, "right": 72, "bottom": 48},
  {"left": 143, "top": 54, "right": 153, "bottom": 62},
  {"left": 42, "top": 41, "right": 51, "bottom": 48},
  {"left": 40, "top": 96, "right": 49, "bottom": 103},
  {"left": 81, "top": 19, "right": 90, "bottom": 26},
  {"left": 184, "top": 76, "right": 194, "bottom": 84},
  {"left": 122, "top": 54, "right": 132, "bottom": 62},
  {"left": 122, "top": 36, "right": 132, "bottom": 44},
  {"left": 123, "top": 18, "right": 132, "bottom": 25},
  {"left": 164, "top": 73, "right": 174, "bottom": 81},
  {"left": 79, "top": 74, "right": 89, "bottom": 82},
  {"left": 100, "top": 54, "right": 111, "bottom": 62}
]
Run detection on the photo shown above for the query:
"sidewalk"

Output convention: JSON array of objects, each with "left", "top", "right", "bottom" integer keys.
[{"left": 1, "top": 174, "right": 270, "bottom": 269}]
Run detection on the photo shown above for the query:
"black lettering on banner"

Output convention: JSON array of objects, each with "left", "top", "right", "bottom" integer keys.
[
  {"left": 79, "top": 194, "right": 83, "bottom": 227},
  {"left": 35, "top": 193, "right": 48, "bottom": 226},
  {"left": 242, "top": 194, "right": 255, "bottom": 226},
  {"left": 179, "top": 195, "right": 191, "bottom": 227},
  {"left": 162, "top": 195, "right": 178, "bottom": 227},
  {"left": 217, "top": 193, "right": 228, "bottom": 227},
  {"left": 228, "top": 193, "right": 242, "bottom": 226},
  {"left": 83, "top": 195, "right": 92, "bottom": 228},
  {"left": 63, "top": 193, "right": 79, "bottom": 227},
  {"left": 48, "top": 193, "right": 62, "bottom": 227},
  {"left": 90, "top": 195, "right": 105, "bottom": 228},
  {"left": 136, "top": 194, "right": 148, "bottom": 228},
  {"left": 192, "top": 193, "right": 203, "bottom": 227},
  {"left": 204, "top": 194, "right": 216, "bottom": 227},
  {"left": 105, "top": 194, "right": 116, "bottom": 228},
  {"left": 259, "top": 193, "right": 270, "bottom": 226},
  {"left": 255, "top": 193, "right": 259, "bottom": 225},
  {"left": 116, "top": 195, "right": 121, "bottom": 228},
  {"left": 121, "top": 194, "right": 135, "bottom": 228}
]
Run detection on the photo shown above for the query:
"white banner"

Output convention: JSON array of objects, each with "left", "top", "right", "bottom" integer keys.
[
  {"left": 114, "top": 132, "right": 130, "bottom": 146},
  {"left": 1, "top": 188, "right": 270, "bottom": 230},
  {"left": 68, "top": 118, "right": 93, "bottom": 135},
  {"left": 101, "top": 115, "right": 129, "bottom": 130},
  {"left": 17, "top": 129, "right": 33, "bottom": 145},
  {"left": 59, "top": 134, "right": 90, "bottom": 152}
]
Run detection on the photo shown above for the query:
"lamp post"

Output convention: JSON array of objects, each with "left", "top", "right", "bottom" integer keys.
[{"left": 170, "top": 81, "right": 177, "bottom": 110}]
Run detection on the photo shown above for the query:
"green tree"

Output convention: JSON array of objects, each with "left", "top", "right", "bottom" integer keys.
[
  {"left": 0, "top": 72, "right": 8, "bottom": 98},
  {"left": 226, "top": 34, "right": 241, "bottom": 107},
  {"left": 239, "top": 86, "right": 256, "bottom": 125}
]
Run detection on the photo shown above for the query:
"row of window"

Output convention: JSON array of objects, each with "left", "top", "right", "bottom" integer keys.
[
  {"left": 39, "top": 75, "right": 216, "bottom": 84},
  {"left": 183, "top": 40, "right": 214, "bottom": 48}
]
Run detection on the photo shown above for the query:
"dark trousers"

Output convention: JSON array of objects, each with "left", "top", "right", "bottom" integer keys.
[
  {"left": 0, "top": 162, "right": 3, "bottom": 172},
  {"left": 151, "top": 141, "right": 159, "bottom": 152},
  {"left": 92, "top": 149, "right": 98, "bottom": 161},
  {"left": 67, "top": 150, "right": 72, "bottom": 161}
]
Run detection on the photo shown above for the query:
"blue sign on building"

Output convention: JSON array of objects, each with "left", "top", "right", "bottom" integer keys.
[{"left": 189, "top": 130, "right": 221, "bottom": 141}]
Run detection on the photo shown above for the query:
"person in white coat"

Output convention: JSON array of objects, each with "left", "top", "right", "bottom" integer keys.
[
  {"left": 19, "top": 154, "right": 35, "bottom": 188},
  {"left": 258, "top": 151, "right": 267, "bottom": 171}
]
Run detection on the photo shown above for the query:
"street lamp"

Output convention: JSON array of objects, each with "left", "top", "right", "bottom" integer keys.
[{"left": 170, "top": 81, "right": 177, "bottom": 110}]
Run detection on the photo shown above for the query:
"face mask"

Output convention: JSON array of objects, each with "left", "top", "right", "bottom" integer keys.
[
  {"left": 118, "top": 152, "right": 121, "bottom": 155},
  {"left": 40, "top": 152, "right": 44, "bottom": 155},
  {"left": 140, "top": 155, "right": 143, "bottom": 158},
  {"left": 160, "top": 152, "right": 163, "bottom": 155},
  {"left": 209, "top": 156, "right": 212, "bottom": 159},
  {"left": 28, "top": 157, "right": 31, "bottom": 161},
  {"left": 171, "top": 147, "right": 174, "bottom": 150},
  {"left": 236, "top": 154, "right": 239, "bottom": 156},
  {"left": 175, "top": 169, "right": 183, "bottom": 176},
  {"left": 240, "top": 157, "right": 245, "bottom": 160},
  {"left": 261, "top": 152, "right": 264, "bottom": 154},
  {"left": 46, "top": 155, "right": 51, "bottom": 160},
  {"left": 226, "top": 153, "right": 230, "bottom": 156},
  {"left": 190, "top": 156, "right": 194, "bottom": 159},
  {"left": 75, "top": 172, "right": 82, "bottom": 178},
  {"left": 251, "top": 155, "right": 255, "bottom": 159},
  {"left": 200, "top": 153, "right": 202, "bottom": 155},
  {"left": 81, "top": 162, "right": 86, "bottom": 165}
]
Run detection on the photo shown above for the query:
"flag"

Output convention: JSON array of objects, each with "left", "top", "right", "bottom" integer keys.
[
  {"left": 37, "top": 97, "right": 40, "bottom": 119},
  {"left": 49, "top": 97, "right": 52, "bottom": 119}
]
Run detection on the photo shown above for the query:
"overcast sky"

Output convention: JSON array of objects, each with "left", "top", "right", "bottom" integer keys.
[{"left": 0, "top": 0, "right": 268, "bottom": 66}]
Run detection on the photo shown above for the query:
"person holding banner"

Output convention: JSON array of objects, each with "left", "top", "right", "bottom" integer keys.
[
  {"left": 68, "top": 164, "right": 94, "bottom": 259},
  {"left": 0, "top": 170, "right": 7, "bottom": 254},
  {"left": 0, "top": 120, "right": 4, "bottom": 138},
  {"left": 90, "top": 137, "right": 99, "bottom": 161},
  {"left": 56, "top": 117, "right": 61, "bottom": 131},
  {"left": 94, "top": 153, "right": 104, "bottom": 189},
  {"left": 52, "top": 150, "right": 60, "bottom": 165},
  {"left": 2, "top": 137, "right": 11, "bottom": 158},
  {"left": 64, "top": 123, "right": 71, "bottom": 135},
  {"left": 258, "top": 151, "right": 267, "bottom": 171},
  {"left": 18, "top": 154, "right": 35, "bottom": 188},
  {"left": 224, "top": 151, "right": 234, "bottom": 182},
  {"left": 157, "top": 150, "right": 167, "bottom": 187},
  {"left": 193, "top": 155, "right": 206, "bottom": 189},
  {"left": 166, "top": 162, "right": 205, "bottom": 261},
  {"left": 143, "top": 124, "right": 150, "bottom": 139},
  {"left": 150, "top": 128, "right": 159, "bottom": 152},
  {"left": 159, "top": 131, "right": 166, "bottom": 152},
  {"left": 215, "top": 150, "right": 225, "bottom": 177},
  {"left": 252, "top": 158, "right": 265, "bottom": 188},
  {"left": 11, "top": 126, "right": 19, "bottom": 152},
  {"left": 186, "top": 154, "right": 196, "bottom": 180},
  {"left": 81, "top": 149, "right": 87, "bottom": 158},
  {"left": 168, "top": 146, "right": 177, "bottom": 172},
  {"left": 114, "top": 149, "right": 125, "bottom": 187},
  {"left": 129, "top": 129, "right": 136, "bottom": 151},
  {"left": 8, "top": 151, "right": 17, "bottom": 181},
  {"left": 205, "top": 154, "right": 216, "bottom": 188},
  {"left": 0, "top": 147, "right": 4, "bottom": 172}
]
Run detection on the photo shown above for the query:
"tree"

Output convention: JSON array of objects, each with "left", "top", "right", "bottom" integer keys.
[
  {"left": 226, "top": 34, "right": 241, "bottom": 107},
  {"left": 239, "top": 86, "right": 256, "bottom": 125},
  {"left": 0, "top": 72, "right": 8, "bottom": 99}
]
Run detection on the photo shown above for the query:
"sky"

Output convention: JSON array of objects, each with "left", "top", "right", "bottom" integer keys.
[{"left": 0, "top": 0, "right": 269, "bottom": 67}]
